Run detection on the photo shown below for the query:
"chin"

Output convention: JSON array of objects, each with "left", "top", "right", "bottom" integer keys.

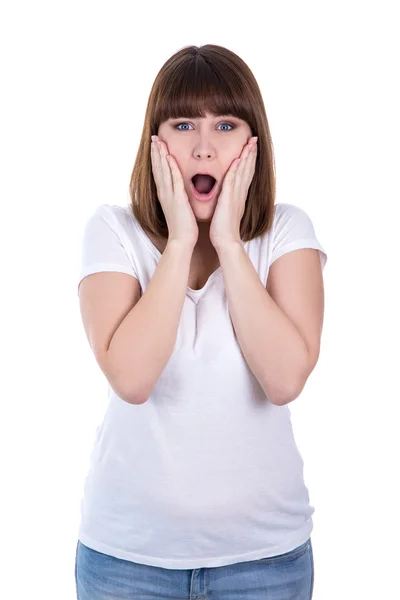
[{"left": 195, "top": 216, "right": 212, "bottom": 223}]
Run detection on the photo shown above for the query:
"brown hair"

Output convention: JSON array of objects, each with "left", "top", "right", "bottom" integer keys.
[{"left": 129, "top": 44, "right": 276, "bottom": 243}]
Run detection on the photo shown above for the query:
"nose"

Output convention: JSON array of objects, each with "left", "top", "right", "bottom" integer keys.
[{"left": 194, "top": 147, "right": 214, "bottom": 159}]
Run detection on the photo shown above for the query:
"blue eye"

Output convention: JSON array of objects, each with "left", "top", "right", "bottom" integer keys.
[
  {"left": 218, "top": 123, "right": 234, "bottom": 131},
  {"left": 175, "top": 122, "right": 235, "bottom": 131}
]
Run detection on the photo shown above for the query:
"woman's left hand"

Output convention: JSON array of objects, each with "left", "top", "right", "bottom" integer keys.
[{"left": 209, "top": 136, "right": 258, "bottom": 250}]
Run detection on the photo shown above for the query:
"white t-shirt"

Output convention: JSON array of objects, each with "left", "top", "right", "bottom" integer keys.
[{"left": 76, "top": 201, "right": 327, "bottom": 569}]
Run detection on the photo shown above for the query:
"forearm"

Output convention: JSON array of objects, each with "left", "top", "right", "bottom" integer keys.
[
  {"left": 216, "top": 241, "right": 309, "bottom": 405},
  {"left": 108, "top": 241, "right": 193, "bottom": 404}
]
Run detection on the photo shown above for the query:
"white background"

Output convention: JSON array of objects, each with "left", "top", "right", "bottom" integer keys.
[{"left": 1, "top": 1, "right": 399, "bottom": 598}]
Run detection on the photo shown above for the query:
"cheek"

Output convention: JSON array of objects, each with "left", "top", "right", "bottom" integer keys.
[
  {"left": 229, "top": 144, "right": 246, "bottom": 162},
  {"left": 222, "top": 153, "right": 240, "bottom": 174},
  {"left": 168, "top": 147, "right": 186, "bottom": 167}
]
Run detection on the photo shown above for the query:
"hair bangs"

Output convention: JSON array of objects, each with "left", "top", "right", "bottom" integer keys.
[{"left": 152, "top": 54, "right": 254, "bottom": 128}]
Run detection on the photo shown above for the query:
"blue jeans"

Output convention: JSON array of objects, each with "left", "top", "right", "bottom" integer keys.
[{"left": 75, "top": 537, "right": 314, "bottom": 599}]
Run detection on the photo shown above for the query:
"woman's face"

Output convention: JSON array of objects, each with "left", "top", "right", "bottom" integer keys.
[{"left": 157, "top": 112, "right": 253, "bottom": 216}]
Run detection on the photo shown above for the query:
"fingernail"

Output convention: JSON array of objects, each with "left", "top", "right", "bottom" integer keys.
[{"left": 151, "top": 135, "right": 157, "bottom": 142}]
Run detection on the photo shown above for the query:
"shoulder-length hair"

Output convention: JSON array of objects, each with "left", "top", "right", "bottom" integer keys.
[{"left": 129, "top": 44, "right": 276, "bottom": 242}]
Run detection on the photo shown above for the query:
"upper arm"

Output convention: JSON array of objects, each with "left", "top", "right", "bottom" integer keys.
[
  {"left": 266, "top": 248, "right": 325, "bottom": 379},
  {"left": 78, "top": 271, "right": 142, "bottom": 401}
]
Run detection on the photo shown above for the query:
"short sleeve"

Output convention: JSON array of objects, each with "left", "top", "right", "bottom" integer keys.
[
  {"left": 270, "top": 203, "right": 327, "bottom": 270},
  {"left": 77, "top": 205, "right": 139, "bottom": 296}
]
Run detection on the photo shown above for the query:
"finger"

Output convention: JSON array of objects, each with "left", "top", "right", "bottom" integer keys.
[
  {"left": 235, "top": 143, "right": 252, "bottom": 179},
  {"left": 241, "top": 142, "right": 255, "bottom": 160},
  {"left": 165, "top": 153, "right": 186, "bottom": 194},
  {"left": 243, "top": 143, "right": 257, "bottom": 194},
  {"left": 150, "top": 139, "right": 163, "bottom": 190},
  {"left": 243, "top": 142, "right": 257, "bottom": 178},
  {"left": 224, "top": 156, "right": 242, "bottom": 186},
  {"left": 157, "top": 140, "right": 174, "bottom": 191},
  {"left": 233, "top": 142, "right": 251, "bottom": 178},
  {"left": 236, "top": 142, "right": 257, "bottom": 194},
  {"left": 151, "top": 139, "right": 173, "bottom": 196}
]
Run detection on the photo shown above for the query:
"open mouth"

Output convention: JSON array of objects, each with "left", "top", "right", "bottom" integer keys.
[{"left": 191, "top": 174, "right": 217, "bottom": 195}]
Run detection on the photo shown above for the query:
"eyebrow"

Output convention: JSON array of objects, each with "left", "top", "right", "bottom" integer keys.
[{"left": 170, "top": 115, "right": 241, "bottom": 122}]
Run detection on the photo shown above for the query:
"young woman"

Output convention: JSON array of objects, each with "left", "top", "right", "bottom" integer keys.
[{"left": 75, "top": 43, "right": 327, "bottom": 600}]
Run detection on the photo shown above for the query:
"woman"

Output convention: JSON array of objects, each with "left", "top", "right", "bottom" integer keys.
[{"left": 75, "top": 43, "right": 327, "bottom": 599}]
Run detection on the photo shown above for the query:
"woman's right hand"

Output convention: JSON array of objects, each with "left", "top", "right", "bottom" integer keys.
[{"left": 151, "top": 136, "right": 199, "bottom": 248}]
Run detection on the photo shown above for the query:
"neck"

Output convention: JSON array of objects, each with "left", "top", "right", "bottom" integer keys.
[
  {"left": 194, "top": 220, "right": 214, "bottom": 248},
  {"left": 192, "top": 220, "right": 219, "bottom": 262}
]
